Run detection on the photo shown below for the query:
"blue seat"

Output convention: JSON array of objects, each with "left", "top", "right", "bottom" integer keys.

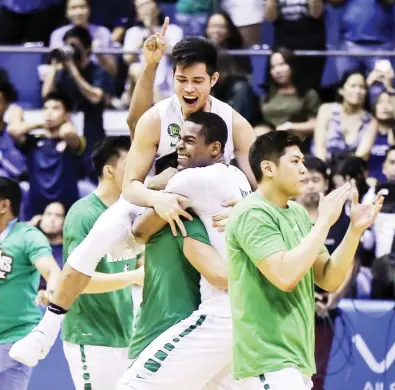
[{"left": 0, "top": 51, "right": 43, "bottom": 108}]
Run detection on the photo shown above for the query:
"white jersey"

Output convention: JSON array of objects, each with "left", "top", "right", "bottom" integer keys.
[
  {"left": 155, "top": 95, "right": 234, "bottom": 163},
  {"left": 165, "top": 163, "right": 252, "bottom": 316}
]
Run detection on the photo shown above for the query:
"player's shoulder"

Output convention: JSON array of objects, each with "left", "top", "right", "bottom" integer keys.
[
  {"left": 15, "top": 222, "right": 44, "bottom": 236},
  {"left": 65, "top": 193, "right": 103, "bottom": 225},
  {"left": 288, "top": 200, "right": 309, "bottom": 217},
  {"left": 14, "top": 222, "right": 49, "bottom": 246},
  {"left": 154, "top": 95, "right": 178, "bottom": 115}
]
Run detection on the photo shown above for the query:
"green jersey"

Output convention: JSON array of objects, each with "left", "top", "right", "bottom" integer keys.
[
  {"left": 62, "top": 193, "right": 137, "bottom": 348},
  {"left": 226, "top": 192, "right": 328, "bottom": 378},
  {"left": 0, "top": 222, "right": 52, "bottom": 343},
  {"left": 129, "top": 218, "right": 209, "bottom": 359}
]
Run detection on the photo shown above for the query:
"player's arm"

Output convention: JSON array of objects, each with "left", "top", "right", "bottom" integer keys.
[
  {"left": 35, "top": 256, "right": 62, "bottom": 297},
  {"left": 123, "top": 131, "right": 193, "bottom": 236},
  {"left": 232, "top": 109, "right": 257, "bottom": 190},
  {"left": 183, "top": 237, "right": 228, "bottom": 290},
  {"left": 126, "top": 17, "right": 169, "bottom": 139},
  {"left": 82, "top": 267, "right": 144, "bottom": 294},
  {"left": 132, "top": 208, "right": 168, "bottom": 244}
]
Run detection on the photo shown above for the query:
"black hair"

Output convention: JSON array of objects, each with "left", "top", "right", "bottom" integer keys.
[
  {"left": 0, "top": 177, "right": 22, "bottom": 217},
  {"left": 43, "top": 91, "right": 73, "bottom": 112},
  {"left": 249, "top": 130, "right": 302, "bottom": 183},
  {"left": 172, "top": 37, "right": 218, "bottom": 77},
  {"left": 263, "top": 47, "right": 308, "bottom": 100},
  {"left": 185, "top": 111, "right": 228, "bottom": 152},
  {"left": 0, "top": 81, "right": 18, "bottom": 103},
  {"left": 304, "top": 156, "right": 329, "bottom": 180},
  {"left": 63, "top": 26, "right": 92, "bottom": 50},
  {"left": 92, "top": 136, "right": 131, "bottom": 177},
  {"left": 385, "top": 145, "right": 395, "bottom": 161}
]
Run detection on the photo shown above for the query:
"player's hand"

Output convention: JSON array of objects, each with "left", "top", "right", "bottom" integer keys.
[
  {"left": 147, "top": 167, "right": 178, "bottom": 190},
  {"left": 317, "top": 183, "right": 351, "bottom": 227},
  {"left": 128, "top": 266, "right": 145, "bottom": 287},
  {"left": 153, "top": 191, "right": 193, "bottom": 237},
  {"left": 315, "top": 292, "right": 329, "bottom": 318},
  {"left": 349, "top": 189, "right": 384, "bottom": 234},
  {"left": 212, "top": 198, "right": 240, "bottom": 232},
  {"left": 28, "top": 215, "right": 42, "bottom": 227},
  {"left": 35, "top": 290, "right": 52, "bottom": 307},
  {"left": 143, "top": 16, "right": 169, "bottom": 66}
]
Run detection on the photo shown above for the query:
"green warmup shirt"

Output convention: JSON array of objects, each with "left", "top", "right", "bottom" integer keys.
[
  {"left": 62, "top": 193, "right": 137, "bottom": 348},
  {"left": 226, "top": 192, "right": 328, "bottom": 379},
  {"left": 129, "top": 218, "right": 210, "bottom": 359},
  {"left": 176, "top": 0, "right": 215, "bottom": 14},
  {"left": 0, "top": 222, "right": 52, "bottom": 343}
]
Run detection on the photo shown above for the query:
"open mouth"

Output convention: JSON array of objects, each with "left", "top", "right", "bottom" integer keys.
[
  {"left": 177, "top": 154, "right": 189, "bottom": 162},
  {"left": 183, "top": 96, "right": 198, "bottom": 105}
]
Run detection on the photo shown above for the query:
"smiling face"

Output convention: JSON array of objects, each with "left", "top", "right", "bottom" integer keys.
[
  {"left": 339, "top": 73, "right": 367, "bottom": 107},
  {"left": 174, "top": 63, "right": 219, "bottom": 117},
  {"left": 176, "top": 120, "right": 221, "bottom": 170}
]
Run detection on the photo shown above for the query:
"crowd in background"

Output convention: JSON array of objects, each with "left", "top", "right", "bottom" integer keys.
[{"left": 1, "top": 0, "right": 395, "bottom": 388}]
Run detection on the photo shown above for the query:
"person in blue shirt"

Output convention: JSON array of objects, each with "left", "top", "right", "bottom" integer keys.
[
  {"left": 8, "top": 92, "right": 85, "bottom": 220},
  {"left": 0, "top": 81, "right": 26, "bottom": 181},
  {"left": 330, "top": 0, "right": 395, "bottom": 81},
  {"left": 42, "top": 26, "right": 114, "bottom": 149}
]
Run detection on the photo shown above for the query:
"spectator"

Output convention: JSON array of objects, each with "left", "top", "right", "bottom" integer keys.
[
  {"left": 0, "top": 81, "right": 26, "bottom": 181},
  {"left": 330, "top": 0, "right": 395, "bottom": 81},
  {"left": 0, "top": 0, "right": 65, "bottom": 45},
  {"left": 261, "top": 47, "right": 321, "bottom": 152},
  {"left": 175, "top": 0, "right": 215, "bottom": 37},
  {"left": 369, "top": 91, "right": 395, "bottom": 183},
  {"left": 0, "top": 177, "right": 60, "bottom": 390},
  {"left": 221, "top": 0, "right": 264, "bottom": 47},
  {"left": 50, "top": 0, "right": 117, "bottom": 76},
  {"left": 367, "top": 147, "right": 395, "bottom": 259},
  {"left": 30, "top": 202, "right": 65, "bottom": 269},
  {"left": 43, "top": 26, "right": 113, "bottom": 150},
  {"left": 296, "top": 156, "right": 353, "bottom": 390},
  {"left": 123, "top": 0, "right": 183, "bottom": 104},
  {"left": 9, "top": 92, "right": 85, "bottom": 220},
  {"left": 314, "top": 71, "right": 378, "bottom": 164},
  {"left": 366, "top": 59, "right": 395, "bottom": 106},
  {"left": 264, "top": 0, "right": 326, "bottom": 91},
  {"left": 205, "top": 11, "right": 261, "bottom": 125}
]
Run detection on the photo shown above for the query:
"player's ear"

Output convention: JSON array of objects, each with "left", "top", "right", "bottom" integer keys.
[
  {"left": 210, "top": 72, "right": 219, "bottom": 88},
  {"left": 260, "top": 160, "right": 275, "bottom": 178},
  {"left": 103, "top": 164, "right": 114, "bottom": 180},
  {"left": 0, "top": 198, "right": 10, "bottom": 215},
  {"left": 210, "top": 141, "right": 222, "bottom": 157}
]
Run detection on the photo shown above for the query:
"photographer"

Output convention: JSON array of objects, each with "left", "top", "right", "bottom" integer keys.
[{"left": 43, "top": 26, "right": 113, "bottom": 149}]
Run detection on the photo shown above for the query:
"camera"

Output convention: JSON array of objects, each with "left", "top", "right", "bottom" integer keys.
[{"left": 49, "top": 44, "right": 82, "bottom": 62}]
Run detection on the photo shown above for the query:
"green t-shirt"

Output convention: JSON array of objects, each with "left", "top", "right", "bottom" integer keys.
[
  {"left": 0, "top": 222, "right": 52, "bottom": 343},
  {"left": 129, "top": 218, "right": 209, "bottom": 359},
  {"left": 226, "top": 192, "right": 327, "bottom": 379},
  {"left": 176, "top": 0, "right": 216, "bottom": 14},
  {"left": 62, "top": 193, "right": 137, "bottom": 348}
]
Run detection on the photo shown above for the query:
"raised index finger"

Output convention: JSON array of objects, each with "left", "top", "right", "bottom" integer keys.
[{"left": 161, "top": 16, "right": 170, "bottom": 36}]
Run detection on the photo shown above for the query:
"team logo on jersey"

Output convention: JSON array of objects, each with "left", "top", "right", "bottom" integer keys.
[
  {"left": 0, "top": 249, "right": 13, "bottom": 280},
  {"left": 167, "top": 123, "right": 181, "bottom": 138}
]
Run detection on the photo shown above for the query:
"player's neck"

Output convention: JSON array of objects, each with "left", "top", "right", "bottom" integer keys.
[
  {"left": 94, "top": 181, "right": 121, "bottom": 208},
  {"left": 257, "top": 182, "right": 289, "bottom": 208}
]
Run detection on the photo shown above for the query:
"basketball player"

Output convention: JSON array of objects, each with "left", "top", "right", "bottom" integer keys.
[{"left": 117, "top": 112, "right": 256, "bottom": 390}]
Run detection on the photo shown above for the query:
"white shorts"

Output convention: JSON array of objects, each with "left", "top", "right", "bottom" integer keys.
[
  {"left": 240, "top": 368, "right": 313, "bottom": 390},
  {"left": 117, "top": 310, "right": 258, "bottom": 390},
  {"left": 63, "top": 341, "right": 129, "bottom": 390}
]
